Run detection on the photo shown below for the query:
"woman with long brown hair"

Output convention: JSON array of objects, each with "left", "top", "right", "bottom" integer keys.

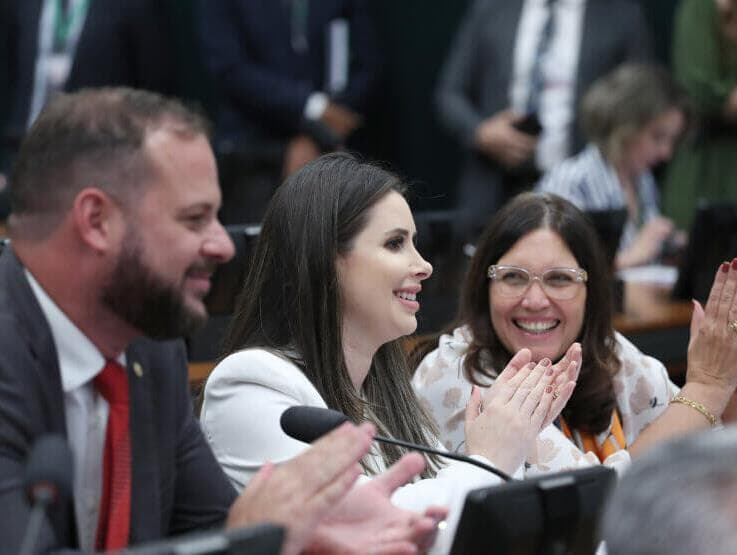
[{"left": 414, "top": 192, "right": 737, "bottom": 475}]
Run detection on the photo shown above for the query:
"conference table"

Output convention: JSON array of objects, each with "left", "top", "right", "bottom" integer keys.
[
  {"left": 188, "top": 280, "right": 693, "bottom": 389},
  {"left": 189, "top": 360, "right": 218, "bottom": 389},
  {"left": 614, "top": 280, "right": 692, "bottom": 384},
  {"left": 615, "top": 281, "right": 692, "bottom": 334}
]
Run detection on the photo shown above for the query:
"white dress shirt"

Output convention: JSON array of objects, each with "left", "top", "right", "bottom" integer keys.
[
  {"left": 25, "top": 270, "right": 124, "bottom": 552},
  {"left": 510, "top": 0, "right": 585, "bottom": 171}
]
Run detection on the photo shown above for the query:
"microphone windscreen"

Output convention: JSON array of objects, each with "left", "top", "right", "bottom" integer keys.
[
  {"left": 24, "top": 435, "right": 73, "bottom": 504},
  {"left": 280, "top": 406, "right": 350, "bottom": 443}
]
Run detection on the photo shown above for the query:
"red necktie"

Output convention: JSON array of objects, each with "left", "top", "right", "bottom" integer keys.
[{"left": 94, "top": 360, "right": 131, "bottom": 551}]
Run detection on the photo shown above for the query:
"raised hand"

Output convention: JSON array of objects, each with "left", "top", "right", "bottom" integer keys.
[
  {"left": 629, "top": 260, "right": 737, "bottom": 454},
  {"left": 473, "top": 110, "right": 537, "bottom": 168},
  {"left": 321, "top": 101, "right": 363, "bottom": 140},
  {"left": 226, "top": 422, "right": 372, "bottom": 555},
  {"left": 542, "top": 342, "right": 581, "bottom": 429},
  {"left": 464, "top": 348, "right": 562, "bottom": 474},
  {"left": 307, "top": 453, "right": 447, "bottom": 554},
  {"left": 685, "top": 259, "right": 737, "bottom": 413}
]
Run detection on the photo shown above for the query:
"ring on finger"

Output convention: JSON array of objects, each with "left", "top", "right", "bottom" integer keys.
[
  {"left": 552, "top": 387, "right": 560, "bottom": 400},
  {"left": 729, "top": 319, "right": 737, "bottom": 333}
]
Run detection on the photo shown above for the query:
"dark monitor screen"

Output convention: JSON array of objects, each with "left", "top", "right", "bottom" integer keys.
[
  {"left": 205, "top": 224, "right": 261, "bottom": 315},
  {"left": 125, "top": 524, "right": 283, "bottom": 555},
  {"left": 583, "top": 208, "right": 627, "bottom": 270},
  {"left": 450, "top": 466, "right": 616, "bottom": 555},
  {"left": 673, "top": 202, "right": 737, "bottom": 303}
]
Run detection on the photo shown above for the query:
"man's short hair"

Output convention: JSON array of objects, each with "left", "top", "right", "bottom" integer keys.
[
  {"left": 602, "top": 427, "right": 737, "bottom": 555},
  {"left": 9, "top": 87, "right": 210, "bottom": 237}
]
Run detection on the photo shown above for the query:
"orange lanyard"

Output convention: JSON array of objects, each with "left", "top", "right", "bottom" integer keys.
[{"left": 559, "top": 410, "right": 626, "bottom": 463}]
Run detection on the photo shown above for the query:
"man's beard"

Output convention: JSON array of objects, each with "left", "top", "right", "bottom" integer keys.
[{"left": 101, "top": 232, "right": 208, "bottom": 340}]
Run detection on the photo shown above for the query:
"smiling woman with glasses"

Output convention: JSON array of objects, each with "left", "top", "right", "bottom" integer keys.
[{"left": 412, "top": 192, "right": 737, "bottom": 478}]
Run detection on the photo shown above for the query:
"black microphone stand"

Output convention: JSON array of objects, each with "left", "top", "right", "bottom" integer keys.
[{"left": 375, "top": 435, "right": 514, "bottom": 481}]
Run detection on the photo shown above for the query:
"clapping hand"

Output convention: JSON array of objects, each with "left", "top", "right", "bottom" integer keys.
[
  {"left": 464, "top": 348, "right": 576, "bottom": 474},
  {"left": 307, "top": 453, "right": 447, "bottom": 554},
  {"left": 227, "top": 422, "right": 445, "bottom": 555},
  {"left": 684, "top": 259, "right": 737, "bottom": 415},
  {"left": 629, "top": 259, "right": 737, "bottom": 453},
  {"left": 543, "top": 342, "right": 581, "bottom": 428},
  {"left": 227, "top": 422, "right": 369, "bottom": 555}
]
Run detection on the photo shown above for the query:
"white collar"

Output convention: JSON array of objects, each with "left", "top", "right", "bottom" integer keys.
[{"left": 24, "top": 269, "right": 123, "bottom": 392}]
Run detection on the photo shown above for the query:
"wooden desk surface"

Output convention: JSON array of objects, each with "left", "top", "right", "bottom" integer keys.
[
  {"left": 189, "top": 360, "right": 216, "bottom": 386},
  {"left": 614, "top": 282, "right": 693, "bottom": 335}
]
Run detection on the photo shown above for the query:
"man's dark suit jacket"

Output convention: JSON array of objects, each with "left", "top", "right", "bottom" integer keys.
[
  {"left": 435, "top": 0, "right": 654, "bottom": 241},
  {"left": 0, "top": 248, "right": 237, "bottom": 553},
  {"left": 65, "top": 0, "right": 180, "bottom": 95},
  {"left": 197, "top": 0, "right": 381, "bottom": 155}
]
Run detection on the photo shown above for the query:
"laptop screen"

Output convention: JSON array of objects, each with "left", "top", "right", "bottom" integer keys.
[
  {"left": 583, "top": 208, "right": 627, "bottom": 270},
  {"left": 673, "top": 202, "right": 737, "bottom": 303},
  {"left": 450, "top": 466, "right": 615, "bottom": 555}
]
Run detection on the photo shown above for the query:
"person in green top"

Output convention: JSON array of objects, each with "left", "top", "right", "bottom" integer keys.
[{"left": 663, "top": 0, "right": 737, "bottom": 230}]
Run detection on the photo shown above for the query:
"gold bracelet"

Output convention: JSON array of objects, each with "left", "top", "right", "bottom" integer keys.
[{"left": 670, "top": 395, "right": 717, "bottom": 426}]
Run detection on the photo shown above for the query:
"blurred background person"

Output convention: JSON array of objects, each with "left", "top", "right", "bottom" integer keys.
[
  {"left": 0, "top": 0, "right": 90, "bottom": 219},
  {"left": 0, "top": 0, "right": 185, "bottom": 223},
  {"left": 435, "top": 0, "right": 653, "bottom": 246},
  {"left": 0, "top": 0, "right": 90, "bottom": 152},
  {"left": 537, "top": 64, "right": 690, "bottom": 269},
  {"left": 197, "top": 0, "right": 381, "bottom": 224},
  {"left": 602, "top": 427, "right": 737, "bottom": 555},
  {"left": 662, "top": 0, "right": 737, "bottom": 231}
]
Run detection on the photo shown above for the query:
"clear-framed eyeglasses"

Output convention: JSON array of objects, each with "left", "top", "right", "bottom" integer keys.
[{"left": 487, "top": 265, "right": 588, "bottom": 300}]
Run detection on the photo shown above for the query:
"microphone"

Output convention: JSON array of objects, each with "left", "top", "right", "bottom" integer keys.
[
  {"left": 19, "top": 435, "right": 73, "bottom": 555},
  {"left": 280, "top": 406, "right": 513, "bottom": 481}
]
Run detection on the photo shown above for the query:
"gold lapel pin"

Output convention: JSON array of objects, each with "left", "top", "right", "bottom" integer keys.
[{"left": 133, "top": 362, "right": 144, "bottom": 378}]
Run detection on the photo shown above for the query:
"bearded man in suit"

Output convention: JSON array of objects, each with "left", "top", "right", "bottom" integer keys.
[{"left": 0, "top": 87, "right": 442, "bottom": 554}]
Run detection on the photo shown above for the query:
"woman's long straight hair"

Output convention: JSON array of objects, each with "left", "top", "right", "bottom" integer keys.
[{"left": 222, "top": 153, "right": 441, "bottom": 475}]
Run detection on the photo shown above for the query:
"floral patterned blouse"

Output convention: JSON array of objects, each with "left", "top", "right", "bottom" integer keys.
[{"left": 411, "top": 327, "right": 680, "bottom": 476}]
